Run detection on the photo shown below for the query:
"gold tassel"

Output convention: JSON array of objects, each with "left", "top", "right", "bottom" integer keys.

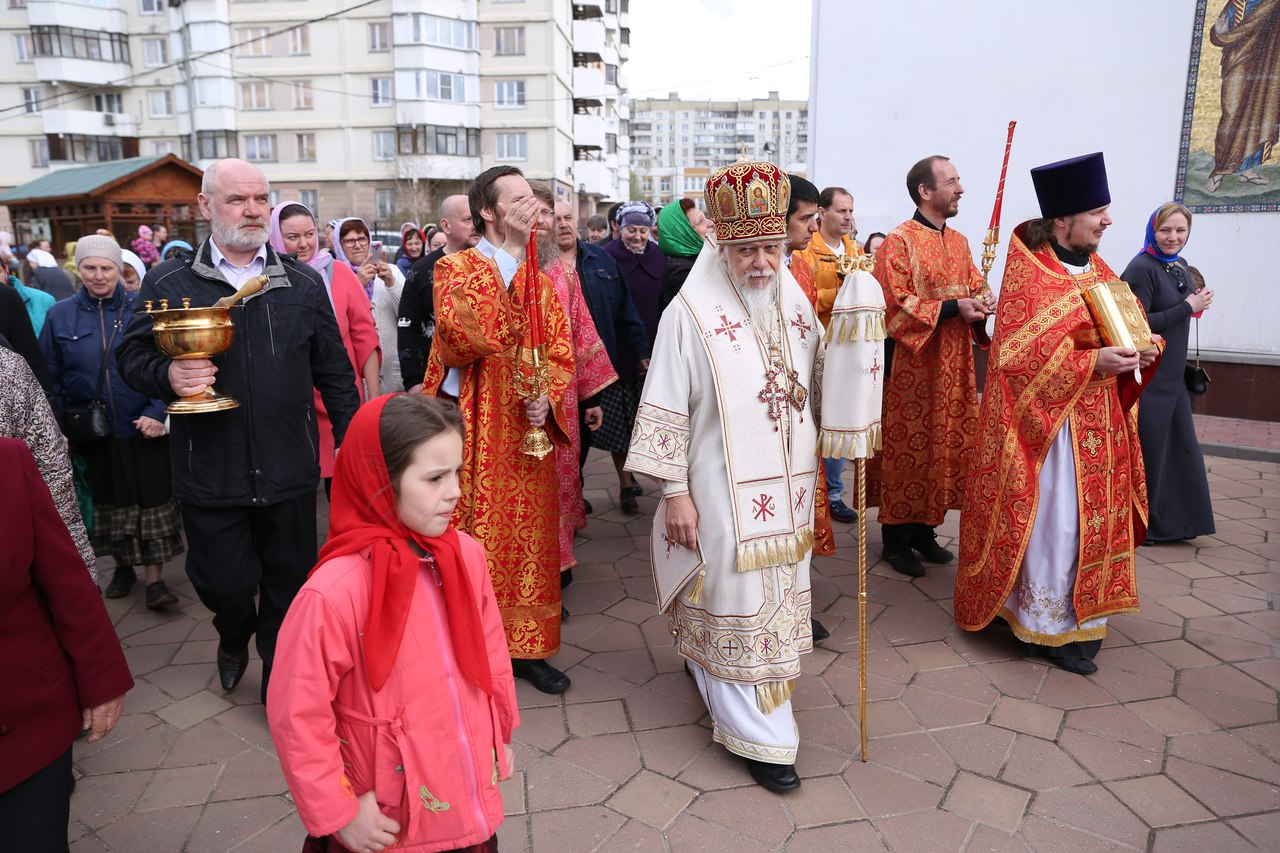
[
  {"left": 685, "top": 570, "right": 705, "bottom": 604},
  {"left": 867, "top": 312, "right": 887, "bottom": 341},
  {"left": 756, "top": 679, "right": 796, "bottom": 715}
]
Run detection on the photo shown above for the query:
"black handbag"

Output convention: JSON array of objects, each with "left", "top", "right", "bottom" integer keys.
[
  {"left": 1184, "top": 318, "right": 1210, "bottom": 396},
  {"left": 64, "top": 316, "right": 121, "bottom": 447}
]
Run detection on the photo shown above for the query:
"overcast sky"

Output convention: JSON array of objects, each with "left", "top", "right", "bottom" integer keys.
[{"left": 626, "top": 0, "right": 812, "bottom": 101}]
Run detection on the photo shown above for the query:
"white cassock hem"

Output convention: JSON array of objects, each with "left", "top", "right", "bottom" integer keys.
[
  {"left": 688, "top": 660, "right": 798, "bottom": 765},
  {"left": 999, "top": 423, "right": 1107, "bottom": 646}
]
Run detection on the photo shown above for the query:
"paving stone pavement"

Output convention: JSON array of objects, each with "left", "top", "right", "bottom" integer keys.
[{"left": 72, "top": 451, "right": 1280, "bottom": 851}]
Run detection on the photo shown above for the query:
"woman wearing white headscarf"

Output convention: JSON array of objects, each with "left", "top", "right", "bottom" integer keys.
[{"left": 25, "top": 248, "right": 74, "bottom": 300}]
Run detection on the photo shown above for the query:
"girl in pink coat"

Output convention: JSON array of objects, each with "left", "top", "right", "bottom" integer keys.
[{"left": 268, "top": 394, "right": 518, "bottom": 853}]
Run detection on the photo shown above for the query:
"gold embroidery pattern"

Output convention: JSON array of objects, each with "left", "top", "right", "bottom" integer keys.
[{"left": 1013, "top": 580, "right": 1071, "bottom": 624}]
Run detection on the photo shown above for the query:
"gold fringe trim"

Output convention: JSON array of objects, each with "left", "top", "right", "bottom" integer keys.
[
  {"left": 756, "top": 679, "right": 796, "bottom": 715},
  {"left": 823, "top": 310, "right": 887, "bottom": 344},
  {"left": 815, "top": 423, "right": 882, "bottom": 460},
  {"left": 735, "top": 528, "right": 814, "bottom": 572},
  {"left": 684, "top": 570, "right": 706, "bottom": 605}
]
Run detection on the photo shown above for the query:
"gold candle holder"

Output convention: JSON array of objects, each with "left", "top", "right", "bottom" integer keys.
[{"left": 513, "top": 343, "right": 553, "bottom": 460}]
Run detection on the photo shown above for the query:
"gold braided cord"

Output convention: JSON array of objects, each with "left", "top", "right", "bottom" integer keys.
[{"left": 857, "top": 456, "right": 868, "bottom": 762}]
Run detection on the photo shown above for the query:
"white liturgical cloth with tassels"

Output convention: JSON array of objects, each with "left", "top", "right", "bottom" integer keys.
[{"left": 818, "top": 267, "right": 886, "bottom": 460}]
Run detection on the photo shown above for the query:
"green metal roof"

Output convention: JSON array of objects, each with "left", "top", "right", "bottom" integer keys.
[{"left": 0, "top": 156, "right": 166, "bottom": 203}]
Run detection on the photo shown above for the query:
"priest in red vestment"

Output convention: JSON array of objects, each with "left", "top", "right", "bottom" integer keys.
[
  {"left": 422, "top": 166, "right": 576, "bottom": 694},
  {"left": 954, "top": 153, "right": 1161, "bottom": 675},
  {"left": 872, "top": 155, "right": 993, "bottom": 578}
]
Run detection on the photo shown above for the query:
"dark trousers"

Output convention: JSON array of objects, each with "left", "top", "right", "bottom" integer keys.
[
  {"left": 0, "top": 747, "right": 72, "bottom": 852},
  {"left": 180, "top": 493, "right": 318, "bottom": 679},
  {"left": 578, "top": 407, "right": 592, "bottom": 484},
  {"left": 882, "top": 522, "right": 934, "bottom": 551}
]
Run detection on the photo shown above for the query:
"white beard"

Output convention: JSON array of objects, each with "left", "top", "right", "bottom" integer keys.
[{"left": 729, "top": 266, "right": 780, "bottom": 332}]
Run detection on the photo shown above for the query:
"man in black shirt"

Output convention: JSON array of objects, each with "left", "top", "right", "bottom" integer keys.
[{"left": 397, "top": 194, "right": 479, "bottom": 392}]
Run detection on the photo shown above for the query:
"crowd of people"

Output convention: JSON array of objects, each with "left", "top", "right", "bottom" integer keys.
[{"left": 0, "top": 147, "right": 1222, "bottom": 848}]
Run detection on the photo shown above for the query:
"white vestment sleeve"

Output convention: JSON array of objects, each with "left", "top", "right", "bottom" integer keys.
[{"left": 625, "top": 305, "right": 692, "bottom": 486}]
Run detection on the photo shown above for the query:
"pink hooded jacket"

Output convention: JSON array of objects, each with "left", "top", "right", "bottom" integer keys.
[{"left": 268, "top": 533, "right": 518, "bottom": 851}]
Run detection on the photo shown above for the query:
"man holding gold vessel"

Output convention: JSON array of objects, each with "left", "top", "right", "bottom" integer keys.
[
  {"left": 954, "top": 152, "right": 1161, "bottom": 676},
  {"left": 118, "top": 159, "right": 360, "bottom": 701}
]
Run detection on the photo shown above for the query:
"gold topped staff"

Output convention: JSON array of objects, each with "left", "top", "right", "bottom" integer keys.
[{"left": 980, "top": 121, "right": 1018, "bottom": 303}]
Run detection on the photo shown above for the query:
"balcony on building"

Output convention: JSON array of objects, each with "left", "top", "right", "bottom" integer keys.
[
  {"left": 31, "top": 24, "right": 131, "bottom": 87},
  {"left": 573, "top": 113, "right": 606, "bottom": 154},
  {"left": 573, "top": 66, "right": 605, "bottom": 109},
  {"left": 46, "top": 133, "right": 139, "bottom": 166},
  {"left": 572, "top": 19, "right": 605, "bottom": 65},
  {"left": 27, "top": 1, "right": 128, "bottom": 35},
  {"left": 575, "top": 158, "right": 612, "bottom": 199},
  {"left": 43, "top": 109, "right": 139, "bottom": 139},
  {"left": 573, "top": 0, "right": 605, "bottom": 19},
  {"left": 619, "top": 27, "right": 630, "bottom": 60}
]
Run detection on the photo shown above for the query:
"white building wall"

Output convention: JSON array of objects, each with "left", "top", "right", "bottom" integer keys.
[{"left": 810, "top": 0, "right": 1277, "bottom": 356}]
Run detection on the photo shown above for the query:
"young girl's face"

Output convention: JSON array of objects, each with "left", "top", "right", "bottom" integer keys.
[{"left": 395, "top": 431, "right": 464, "bottom": 537}]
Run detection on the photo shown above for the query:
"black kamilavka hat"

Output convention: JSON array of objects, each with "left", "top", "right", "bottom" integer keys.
[{"left": 1030, "top": 152, "right": 1110, "bottom": 218}]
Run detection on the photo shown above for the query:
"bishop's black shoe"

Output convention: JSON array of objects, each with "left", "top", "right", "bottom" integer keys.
[
  {"left": 811, "top": 618, "right": 830, "bottom": 643},
  {"left": 745, "top": 758, "right": 801, "bottom": 794},
  {"left": 511, "top": 659, "right": 571, "bottom": 694},
  {"left": 216, "top": 639, "right": 250, "bottom": 692},
  {"left": 910, "top": 526, "right": 955, "bottom": 563}
]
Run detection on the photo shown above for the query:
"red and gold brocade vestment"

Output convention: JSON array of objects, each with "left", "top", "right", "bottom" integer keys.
[
  {"left": 954, "top": 224, "right": 1155, "bottom": 634},
  {"left": 423, "top": 247, "right": 575, "bottom": 658},
  {"left": 788, "top": 253, "right": 834, "bottom": 557},
  {"left": 549, "top": 259, "right": 617, "bottom": 571},
  {"left": 872, "top": 219, "right": 986, "bottom": 526}
]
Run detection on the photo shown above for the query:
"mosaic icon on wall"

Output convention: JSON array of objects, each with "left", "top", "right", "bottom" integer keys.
[{"left": 1175, "top": 0, "right": 1280, "bottom": 213}]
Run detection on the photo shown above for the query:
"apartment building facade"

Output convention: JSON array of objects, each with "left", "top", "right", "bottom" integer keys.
[
  {"left": 630, "top": 91, "right": 808, "bottom": 208},
  {"left": 0, "top": 0, "right": 629, "bottom": 237}
]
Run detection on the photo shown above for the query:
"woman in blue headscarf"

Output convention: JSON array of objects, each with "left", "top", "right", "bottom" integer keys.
[{"left": 1121, "top": 203, "right": 1216, "bottom": 544}]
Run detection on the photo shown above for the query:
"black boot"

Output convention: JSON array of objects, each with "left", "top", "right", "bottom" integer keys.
[
  {"left": 104, "top": 565, "right": 137, "bottom": 599},
  {"left": 881, "top": 524, "right": 924, "bottom": 577},
  {"left": 745, "top": 758, "right": 801, "bottom": 793},
  {"left": 511, "top": 659, "right": 571, "bottom": 694},
  {"left": 909, "top": 524, "right": 955, "bottom": 564},
  {"left": 1043, "top": 640, "right": 1102, "bottom": 675},
  {"left": 811, "top": 618, "right": 830, "bottom": 643}
]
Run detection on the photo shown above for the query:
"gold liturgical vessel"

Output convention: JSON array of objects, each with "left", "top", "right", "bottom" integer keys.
[{"left": 145, "top": 275, "right": 269, "bottom": 415}]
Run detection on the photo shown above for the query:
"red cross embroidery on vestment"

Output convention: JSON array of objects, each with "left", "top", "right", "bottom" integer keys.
[{"left": 712, "top": 314, "right": 743, "bottom": 342}]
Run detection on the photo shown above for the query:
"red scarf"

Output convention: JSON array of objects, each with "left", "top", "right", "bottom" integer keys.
[{"left": 315, "top": 394, "right": 492, "bottom": 695}]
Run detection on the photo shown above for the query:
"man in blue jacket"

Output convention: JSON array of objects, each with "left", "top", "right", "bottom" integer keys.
[{"left": 118, "top": 159, "right": 359, "bottom": 703}]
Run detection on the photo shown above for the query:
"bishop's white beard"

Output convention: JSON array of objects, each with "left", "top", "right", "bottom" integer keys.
[{"left": 726, "top": 261, "right": 780, "bottom": 332}]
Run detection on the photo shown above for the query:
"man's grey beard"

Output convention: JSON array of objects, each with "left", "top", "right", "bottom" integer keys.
[
  {"left": 727, "top": 264, "right": 780, "bottom": 331},
  {"left": 537, "top": 230, "right": 559, "bottom": 271},
  {"left": 213, "top": 217, "right": 268, "bottom": 252}
]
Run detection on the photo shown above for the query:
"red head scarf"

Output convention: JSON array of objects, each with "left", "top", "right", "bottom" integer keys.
[{"left": 316, "top": 394, "right": 492, "bottom": 695}]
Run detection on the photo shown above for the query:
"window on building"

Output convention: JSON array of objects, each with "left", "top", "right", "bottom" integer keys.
[
  {"left": 13, "top": 33, "right": 32, "bottom": 63},
  {"left": 143, "top": 37, "right": 167, "bottom": 66},
  {"left": 396, "top": 125, "right": 480, "bottom": 157},
  {"left": 298, "top": 189, "right": 318, "bottom": 216},
  {"left": 92, "top": 92, "right": 123, "bottom": 113},
  {"left": 197, "top": 130, "right": 237, "bottom": 159},
  {"left": 606, "top": 133, "right": 617, "bottom": 154},
  {"left": 29, "top": 138, "right": 48, "bottom": 167},
  {"left": 412, "top": 14, "right": 476, "bottom": 49},
  {"left": 494, "top": 26, "right": 525, "bottom": 56},
  {"left": 151, "top": 140, "right": 176, "bottom": 156},
  {"left": 243, "top": 134, "right": 276, "bottom": 162},
  {"left": 47, "top": 134, "right": 126, "bottom": 163},
  {"left": 10, "top": 0, "right": 28, "bottom": 7},
  {"left": 659, "top": 177, "right": 671, "bottom": 193},
  {"left": 368, "top": 21, "right": 391, "bottom": 52},
  {"left": 496, "top": 132, "right": 527, "bottom": 161},
  {"left": 375, "top": 189, "right": 396, "bottom": 221},
  {"left": 370, "top": 77, "right": 392, "bottom": 106},
  {"left": 237, "top": 27, "right": 270, "bottom": 56},
  {"left": 604, "top": 64, "right": 617, "bottom": 85},
  {"left": 373, "top": 130, "right": 395, "bottom": 161},
  {"left": 240, "top": 81, "right": 271, "bottom": 110},
  {"left": 494, "top": 80, "right": 525, "bottom": 109},
  {"left": 288, "top": 26, "right": 308, "bottom": 55},
  {"left": 30, "top": 26, "right": 130, "bottom": 63},
  {"left": 148, "top": 90, "right": 172, "bottom": 118},
  {"left": 291, "top": 81, "right": 313, "bottom": 110},
  {"left": 22, "top": 87, "right": 43, "bottom": 114},
  {"left": 416, "top": 70, "right": 467, "bottom": 103},
  {"left": 140, "top": 0, "right": 163, "bottom": 13},
  {"left": 296, "top": 132, "right": 316, "bottom": 161}
]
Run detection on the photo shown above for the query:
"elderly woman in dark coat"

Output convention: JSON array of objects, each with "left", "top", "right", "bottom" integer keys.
[
  {"left": 39, "top": 235, "right": 185, "bottom": 607},
  {"left": 1122, "top": 202, "right": 1216, "bottom": 543},
  {"left": 0, "top": 438, "right": 133, "bottom": 849}
]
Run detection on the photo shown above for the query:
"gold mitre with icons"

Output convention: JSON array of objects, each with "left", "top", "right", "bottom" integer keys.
[{"left": 704, "top": 160, "right": 790, "bottom": 245}]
